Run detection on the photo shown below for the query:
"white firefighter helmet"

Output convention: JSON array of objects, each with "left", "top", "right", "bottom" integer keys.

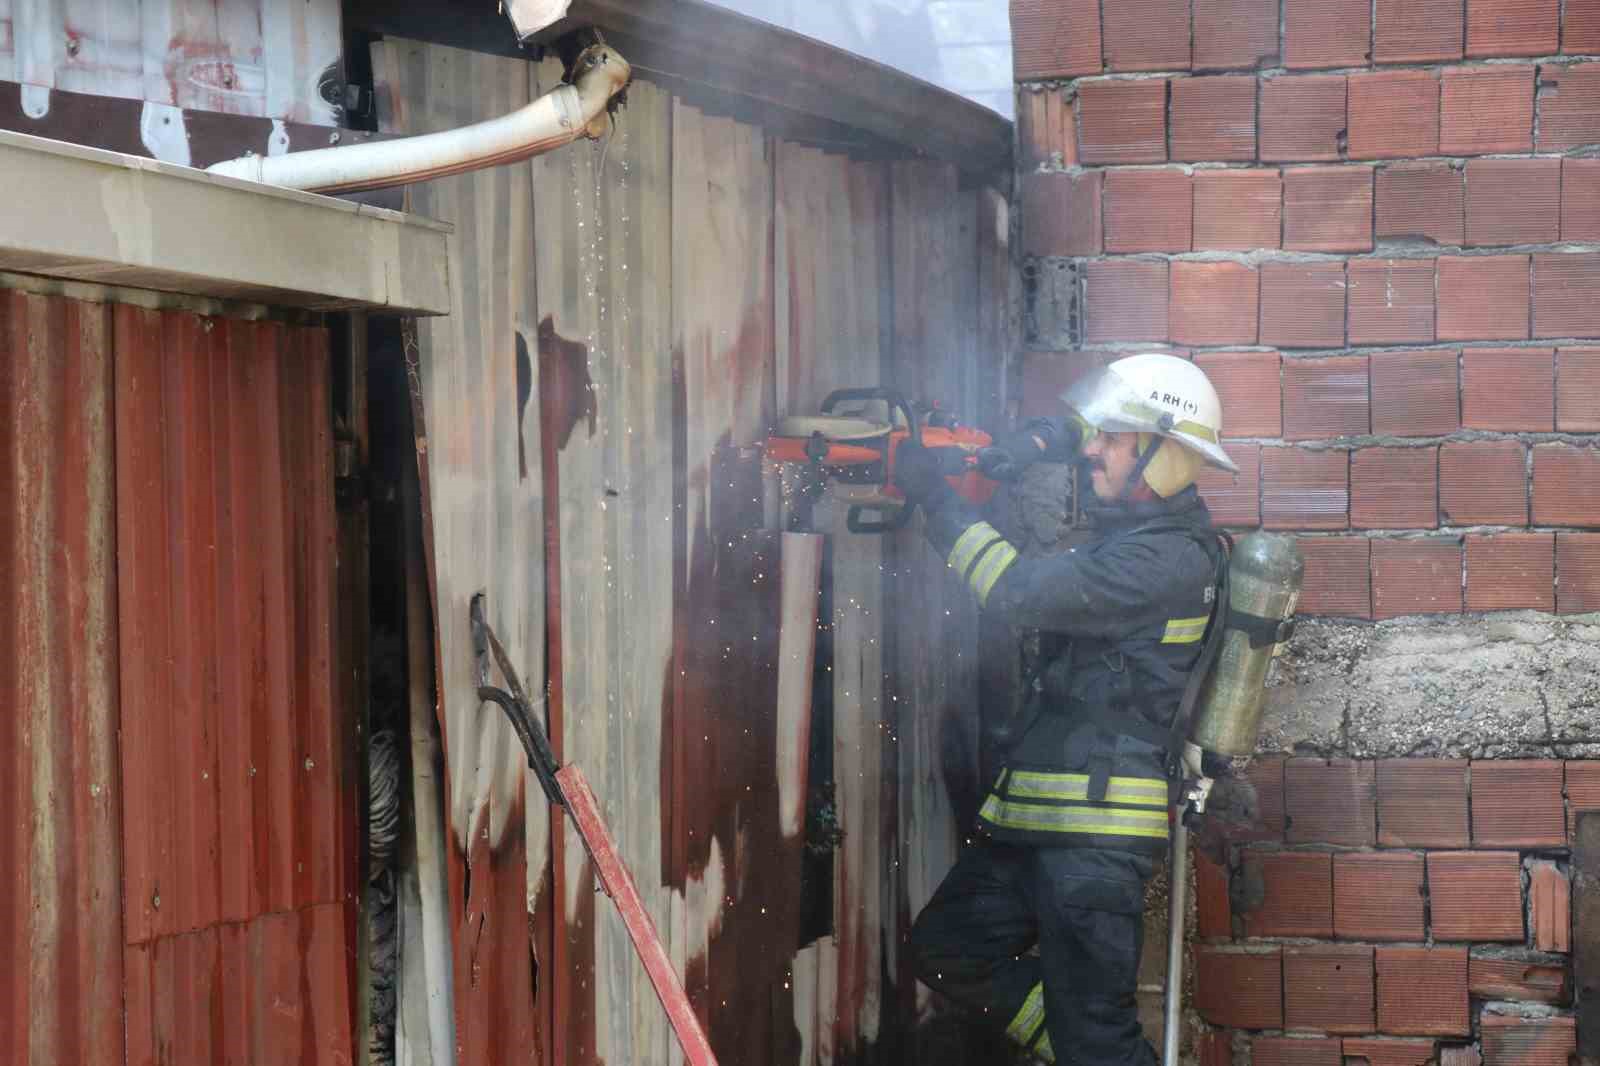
[{"left": 1061, "top": 353, "right": 1237, "bottom": 497}]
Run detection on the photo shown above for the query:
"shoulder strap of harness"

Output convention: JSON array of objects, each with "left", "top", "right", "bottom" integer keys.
[{"left": 1163, "top": 529, "right": 1232, "bottom": 773}]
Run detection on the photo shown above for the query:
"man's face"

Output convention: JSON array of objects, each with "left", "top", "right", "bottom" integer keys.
[{"left": 1080, "top": 430, "right": 1142, "bottom": 501}]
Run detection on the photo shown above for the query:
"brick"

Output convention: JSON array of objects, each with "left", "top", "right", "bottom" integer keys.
[
  {"left": 1285, "top": 757, "right": 1375, "bottom": 845},
  {"left": 1282, "top": 356, "right": 1368, "bottom": 439},
  {"left": 1297, "top": 536, "right": 1373, "bottom": 618},
  {"left": 1194, "top": 169, "right": 1281, "bottom": 251},
  {"left": 1333, "top": 852, "right": 1426, "bottom": 941},
  {"left": 1197, "top": 1030, "right": 1230, "bottom": 1066},
  {"left": 1193, "top": 947, "right": 1283, "bottom": 1029},
  {"left": 1533, "top": 253, "right": 1600, "bottom": 338},
  {"left": 1263, "top": 449, "right": 1350, "bottom": 529},
  {"left": 1085, "top": 259, "right": 1169, "bottom": 344},
  {"left": 1428, "top": 851, "right": 1525, "bottom": 941},
  {"left": 1439, "top": 66, "right": 1536, "bottom": 155},
  {"left": 1440, "top": 1047, "right": 1482, "bottom": 1066},
  {"left": 1377, "top": 758, "right": 1470, "bottom": 847},
  {"left": 1440, "top": 440, "right": 1528, "bottom": 526},
  {"left": 1557, "top": 533, "right": 1600, "bottom": 614},
  {"left": 1529, "top": 861, "right": 1569, "bottom": 953},
  {"left": 1019, "top": 351, "right": 1105, "bottom": 419},
  {"left": 1259, "top": 75, "right": 1348, "bottom": 162},
  {"left": 1537, "top": 62, "right": 1600, "bottom": 151},
  {"left": 1170, "top": 75, "right": 1256, "bottom": 161},
  {"left": 1375, "top": 947, "right": 1470, "bottom": 1037},
  {"left": 1375, "top": 0, "right": 1466, "bottom": 62},
  {"left": 1241, "top": 755, "right": 1288, "bottom": 841},
  {"left": 1533, "top": 444, "right": 1600, "bottom": 527},
  {"left": 1351, "top": 447, "right": 1439, "bottom": 529},
  {"left": 1561, "top": 159, "right": 1600, "bottom": 242},
  {"left": 1467, "top": 0, "right": 1559, "bottom": 56},
  {"left": 1465, "top": 158, "right": 1561, "bottom": 248},
  {"left": 1462, "top": 348, "right": 1555, "bottom": 431},
  {"left": 1347, "top": 259, "right": 1436, "bottom": 346},
  {"left": 1567, "top": 761, "right": 1600, "bottom": 842},
  {"left": 1348, "top": 71, "right": 1441, "bottom": 159},
  {"left": 1558, "top": 348, "right": 1600, "bottom": 431},
  {"left": 1370, "top": 348, "right": 1461, "bottom": 437},
  {"left": 1197, "top": 443, "right": 1262, "bottom": 527},
  {"left": 1262, "top": 264, "right": 1349, "bottom": 350},
  {"left": 1018, "top": 90, "right": 1061, "bottom": 169},
  {"left": 1469, "top": 953, "right": 1570, "bottom": 1004},
  {"left": 1077, "top": 79, "right": 1167, "bottom": 164},
  {"left": 1104, "top": 170, "right": 1192, "bottom": 253},
  {"left": 1284, "top": 945, "right": 1374, "bottom": 1034},
  {"left": 1194, "top": 0, "right": 1279, "bottom": 68},
  {"left": 1284, "top": 0, "right": 1372, "bottom": 68},
  {"left": 1243, "top": 851, "right": 1333, "bottom": 937},
  {"left": 1467, "top": 534, "right": 1555, "bottom": 612},
  {"left": 1472, "top": 759, "right": 1567, "bottom": 847},
  {"left": 1022, "top": 171, "right": 1102, "bottom": 257},
  {"left": 1102, "top": 0, "right": 1190, "bottom": 71},
  {"left": 1012, "top": 0, "right": 1103, "bottom": 79},
  {"left": 1170, "top": 263, "right": 1258, "bottom": 346},
  {"left": 1437, "top": 255, "right": 1532, "bottom": 342},
  {"left": 1567, "top": 0, "right": 1600, "bottom": 52},
  {"left": 1372, "top": 537, "right": 1464, "bottom": 619},
  {"left": 1196, "top": 350, "right": 1281, "bottom": 437},
  {"left": 1343, "top": 1038, "right": 1438, "bottom": 1066},
  {"left": 1283, "top": 166, "right": 1374, "bottom": 253},
  {"left": 1479, "top": 1013, "right": 1576, "bottom": 1065},
  {"left": 1195, "top": 852, "right": 1233, "bottom": 939},
  {"left": 1376, "top": 163, "right": 1465, "bottom": 246},
  {"left": 1254, "top": 1037, "right": 1341, "bottom": 1066}
]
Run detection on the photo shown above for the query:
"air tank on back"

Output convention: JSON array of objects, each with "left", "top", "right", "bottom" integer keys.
[{"left": 1190, "top": 531, "right": 1306, "bottom": 756}]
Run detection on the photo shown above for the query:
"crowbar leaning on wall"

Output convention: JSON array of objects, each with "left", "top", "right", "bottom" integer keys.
[{"left": 470, "top": 594, "right": 719, "bottom": 1066}]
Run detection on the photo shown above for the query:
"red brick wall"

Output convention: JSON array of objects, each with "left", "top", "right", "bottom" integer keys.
[
  {"left": 1015, "top": 0, "right": 1600, "bottom": 621},
  {"left": 1194, "top": 757, "right": 1585, "bottom": 1063}
]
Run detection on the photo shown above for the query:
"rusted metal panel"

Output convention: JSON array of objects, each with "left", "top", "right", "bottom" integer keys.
[
  {"left": 0, "top": 288, "right": 123, "bottom": 1066},
  {"left": 371, "top": 37, "right": 545, "bottom": 1066},
  {"left": 113, "top": 302, "right": 353, "bottom": 1061},
  {"left": 0, "top": 0, "right": 338, "bottom": 122}
]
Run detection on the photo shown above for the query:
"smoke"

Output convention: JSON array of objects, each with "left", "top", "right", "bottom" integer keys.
[{"left": 707, "top": 0, "right": 1014, "bottom": 118}]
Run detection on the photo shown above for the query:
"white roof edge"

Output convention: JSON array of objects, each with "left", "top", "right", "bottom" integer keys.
[{"left": 0, "top": 129, "right": 454, "bottom": 316}]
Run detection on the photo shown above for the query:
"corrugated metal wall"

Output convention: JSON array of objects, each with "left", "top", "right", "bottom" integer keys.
[
  {"left": 375, "top": 36, "right": 1012, "bottom": 1066},
  {"left": 1, "top": 289, "right": 355, "bottom": 1066},
  {"left": 115, "top": 307, "right": 353, "bottom": 1064},
  {"left": 0, "top": 289, "right": 123, "bottom": 1066}
]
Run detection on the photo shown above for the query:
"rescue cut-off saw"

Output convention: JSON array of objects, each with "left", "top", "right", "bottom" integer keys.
[{"left": 764, "top": 387, "right": 999, "bottom": 533}]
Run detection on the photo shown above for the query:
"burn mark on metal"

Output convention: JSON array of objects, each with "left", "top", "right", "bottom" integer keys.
[
  {"left": 537, "top": 314, "right": 596, "bottom": 453},
  {"left": 516, "top": 329, "right": 534, "bottom": 481}
]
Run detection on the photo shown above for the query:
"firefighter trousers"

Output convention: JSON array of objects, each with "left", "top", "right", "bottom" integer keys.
[{"left": 910, "top": 842, "right": 1158, "bottom": 1066}]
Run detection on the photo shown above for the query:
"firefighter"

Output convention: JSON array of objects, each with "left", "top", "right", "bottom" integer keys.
[{"left": 891, "top": 353, "right": 1238, "bottom": 1066}]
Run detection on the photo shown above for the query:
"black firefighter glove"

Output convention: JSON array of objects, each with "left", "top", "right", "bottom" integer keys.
[
  {"left": 976, "top": 418, "right": 1083, "bottom": 482},
  {"left": 892, "top": 440, "right": 955, "bottom": 512},
  {"left": 1191, "top": 760, "right": 1264, "bottom": 870}
]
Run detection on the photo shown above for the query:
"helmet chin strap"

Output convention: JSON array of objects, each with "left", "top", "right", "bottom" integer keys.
[{"left": 1119, "top": 434, "right": 1162, "bottom": 503}]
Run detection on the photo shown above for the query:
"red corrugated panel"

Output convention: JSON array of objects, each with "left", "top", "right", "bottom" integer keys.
[
  {"left": 0, "top": 289, "right": 124, "bottom": 1066},
  {"left": 114, "top": 303, "right": 352, "bottom": 1062}
]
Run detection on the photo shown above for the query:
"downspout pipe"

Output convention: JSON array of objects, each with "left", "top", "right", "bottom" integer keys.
[{"left": 206, "top": 42, "right": 630, "bottom": 194}]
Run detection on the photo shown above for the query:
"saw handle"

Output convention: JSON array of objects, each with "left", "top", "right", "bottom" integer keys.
[{"left": 822, "top": 388, "right": 921, "bottom": 533}]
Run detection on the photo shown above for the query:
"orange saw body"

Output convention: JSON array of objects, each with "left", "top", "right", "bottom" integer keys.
[{"left": 764, "top": 388, "right": 997, "bottom": 532}]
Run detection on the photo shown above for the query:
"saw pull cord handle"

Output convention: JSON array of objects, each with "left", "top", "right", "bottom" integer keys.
[{"left": 820, "top": 388, "right": 923, "bottom": 534}]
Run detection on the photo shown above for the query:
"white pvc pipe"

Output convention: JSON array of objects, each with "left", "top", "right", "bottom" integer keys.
[{"left": 207, "top": 44, "right": 631, "bottom": 194}]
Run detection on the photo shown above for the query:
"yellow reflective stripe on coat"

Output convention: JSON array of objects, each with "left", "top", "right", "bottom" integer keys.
[
  {"left": 970, "top": 542, "right": 1019, "bottom": 607},
  {"left": 979, "top": 796, "right": 1171, "bottom": 839},
  {"left": 1005, "top": 982, "right": 1046, "bottom": 1046},
  {"left": 1005, "top": 769, "right": 1169, "bottom": 808},
  {"left": 1035, "top": 1031, "right": 1054, "bottom": 1063},
  {"left": 947, "top": 521, "right": 1003, "bottom": 576},
  {"left": 1161, "top": 615, "right": 1210, "bottom": 644}
]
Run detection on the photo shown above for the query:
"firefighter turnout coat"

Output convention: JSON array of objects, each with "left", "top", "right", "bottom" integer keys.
[{"left": 922, "top": 486, "right": 1223, "bottom": 856}]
